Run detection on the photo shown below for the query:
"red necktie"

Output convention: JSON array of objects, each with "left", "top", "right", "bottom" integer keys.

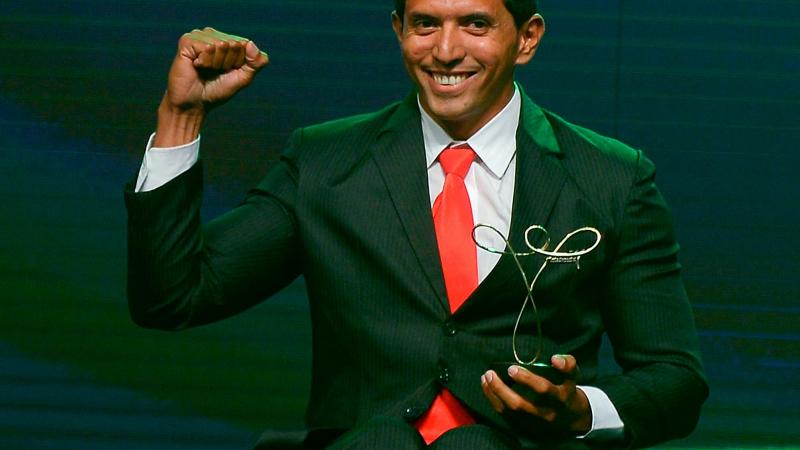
[{"left": 415, "top": 144, "right": 478, "bottom": 444}]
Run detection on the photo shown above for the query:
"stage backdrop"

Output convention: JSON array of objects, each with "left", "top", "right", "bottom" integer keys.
[{"left": 1, "top": 1, "right": 798, "bottom": 448}]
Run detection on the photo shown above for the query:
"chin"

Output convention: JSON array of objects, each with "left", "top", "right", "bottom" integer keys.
[
  {"left": 432, "top": 107, "right": 479, "bottom": 127},
  {"left": 421, "top": 97, "right": 471, "bottom": 121}
]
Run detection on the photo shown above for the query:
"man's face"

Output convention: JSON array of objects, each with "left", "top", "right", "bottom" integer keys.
[{"left": 393, "top": 0, "right": 543, "bottom": 138}]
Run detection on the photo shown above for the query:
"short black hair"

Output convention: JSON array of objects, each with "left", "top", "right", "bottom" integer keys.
[{"left": 393, "top": 0, "right": 539, "bottom": 29}]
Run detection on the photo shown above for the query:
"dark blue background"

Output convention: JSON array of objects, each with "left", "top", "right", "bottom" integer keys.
[{"left": 1, "top": 1, "right": 798, "bottom": 448}]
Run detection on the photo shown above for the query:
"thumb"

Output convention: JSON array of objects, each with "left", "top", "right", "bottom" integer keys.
[
  {"left": 244, "top": 40, "right": 269, "bottom": 71},
  {"left": 551, "top": 354, "right": 579, "bottom": 375}
]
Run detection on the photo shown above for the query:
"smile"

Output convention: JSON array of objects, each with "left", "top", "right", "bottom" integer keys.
[{"left": 431, "top": 72, "right": 473, "bottom": 86}]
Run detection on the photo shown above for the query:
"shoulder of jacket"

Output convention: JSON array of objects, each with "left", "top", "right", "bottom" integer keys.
[
  {"left": 296, "top": 101, "right": 403, "bottom": 145},
  {"left": 541, "top": 109, "right": 642, "bottom": 168}
]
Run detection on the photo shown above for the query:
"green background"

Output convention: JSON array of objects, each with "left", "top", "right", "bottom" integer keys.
[{"left": 1, "top": 1, "right": 798, "bottom": 448}]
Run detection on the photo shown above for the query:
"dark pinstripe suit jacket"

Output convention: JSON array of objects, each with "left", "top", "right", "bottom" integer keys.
[{"left": 125, "top": 88, "right": 708, "bottom": 448}]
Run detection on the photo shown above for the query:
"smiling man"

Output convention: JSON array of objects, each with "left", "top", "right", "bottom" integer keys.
[
  {"left": 393, "top": 0, "right": 531, "bottom": 140},
  {"left": 125, "top": 0, "right": 708, "bottom": 448}
]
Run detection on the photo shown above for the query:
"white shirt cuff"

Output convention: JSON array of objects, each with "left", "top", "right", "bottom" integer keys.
[
  {"left": 135, "top": 133, "right": 200, "bottom": 192},
  {"left": 575, "top": 385, "right": 625, "bottom": 440}
]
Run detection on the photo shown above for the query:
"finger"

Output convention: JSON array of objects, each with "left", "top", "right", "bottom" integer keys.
[
  {"left": 199, "top": 26, "right": 219, "bottom": 37},
  {"left": 486, "top": 371, "right": 560, "bottom": 422},
  {"left": 551, "top": 354, "right": 578, "bottom": 376},
  {"left": 192, "top": 28, "right": 221, "bottom": 43},
  {"left": 184, "top": 28, "right": 240, "bottom": 69},
  {"left": 530, "top": 405, "right": 559, "bottom": 424},
  {"left": 181, "top": 30, "right": 232, "bottom": 70},
  {"left": 193, "top": 44, "right": 215, "bottom": 68},
  {"left": 481, "top": 371, "right": 506, "bottom": 413},
  {"left": 234, "top": 43, "right": 247, "bottom": 69},
  {"left": 485, "top": 369, "right": 537, "bottom": 415},
  {"left": 222, "top": 39, "right": 245, "bottom": 71},
  {"left": 202, "top": 26, "right": 249, "bottom": 43},
  {"left": 244, "top": 40, "right": 270, "bottom": 72},
  {"left": 546, "top": 356, "right": 583, "bottom": 407},
  {"left": 508, "top": 365, "right": 558, "bottom": 398},
  {"left": 178, "top": 31, "right": 214, "bottom": 63},
  {"left": 210, "top": 40, "right": 230, "bottom": 69}
]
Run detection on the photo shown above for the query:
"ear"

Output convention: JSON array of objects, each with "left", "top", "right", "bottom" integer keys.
[
  {"left": 391, "top": 11, "right": 404, "bottom": 44},
  {"left": 515, "top": 13, "right": 545, "bottom": 65}
]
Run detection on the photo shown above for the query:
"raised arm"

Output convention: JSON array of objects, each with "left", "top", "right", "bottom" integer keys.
[
  {"left": 125, "top": 28, "right": 299, "bottom": 331},
  {"left": 154, "top": 27, "right": 269, "bottom": 147}
]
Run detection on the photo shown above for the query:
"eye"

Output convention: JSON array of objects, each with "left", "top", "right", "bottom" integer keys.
[
  {"left": 412, "top": 18, "right": 437, "bottom": 34},
  {"left": 464, "top": 18, "right": 491, "bottom": 34},
  {"left": 469, "top": 19, "right": 489, "bottom": 29}
]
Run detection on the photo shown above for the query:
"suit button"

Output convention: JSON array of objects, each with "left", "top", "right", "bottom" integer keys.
[
  {"left": 442, "top": 320, "right": 457, "bottom": 336},
  {"left": 403, "top": 407, "right": 423, "bottom": 421},
  {"left": 438, "top": 367, "right": 450, "bottom": 384}
]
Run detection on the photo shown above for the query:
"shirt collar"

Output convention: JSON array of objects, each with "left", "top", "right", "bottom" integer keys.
[{"left": 420, "top": 86, "right": 521, "bottom": 179}]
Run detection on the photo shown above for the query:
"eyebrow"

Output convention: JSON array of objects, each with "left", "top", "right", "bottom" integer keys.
[
  {"left": 407, "top": 11, "right": 498, "bottom": 27},
  {"left": 461, "top": 13, "right": 496, "bottom": 24},
  {"left": 408, "top": 12, "right": 440, "bottom": 24}
]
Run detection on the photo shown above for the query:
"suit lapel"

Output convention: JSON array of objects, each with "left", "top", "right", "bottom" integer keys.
[
  {"left": 368, "top": 90, "right": 569, "bottom": 317},
  {"left": 458, "top": 92, "right": 568, "bottom": 317},
  {"left": 370, "top": 94, "right": 450, "bottom": 314}
]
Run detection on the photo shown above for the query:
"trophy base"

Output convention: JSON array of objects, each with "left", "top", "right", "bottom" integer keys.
[{"left": 490, "top": 361, "right": 566, "bottom": 385}]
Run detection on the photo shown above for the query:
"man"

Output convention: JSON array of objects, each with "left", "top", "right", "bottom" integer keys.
[{"left": 125, "top": 0, "right": 708, "bottom": 448}]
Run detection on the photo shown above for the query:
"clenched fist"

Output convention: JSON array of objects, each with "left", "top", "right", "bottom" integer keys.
[{"left": 154, "top": 27, "right": 269, "bottom": 147}]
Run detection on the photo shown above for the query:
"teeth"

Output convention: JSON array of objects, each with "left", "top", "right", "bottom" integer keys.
[{"left": 433, "top": 73, "right": 468, "bottom": 86}]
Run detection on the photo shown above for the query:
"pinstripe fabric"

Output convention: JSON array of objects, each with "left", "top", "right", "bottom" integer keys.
[{"left": 125, "top": 87, "right": 707, "bottom": 448}]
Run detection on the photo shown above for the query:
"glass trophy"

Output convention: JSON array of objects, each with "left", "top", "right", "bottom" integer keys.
[{"left": 473, "top": 224, "right": 601, "bottom": 385}]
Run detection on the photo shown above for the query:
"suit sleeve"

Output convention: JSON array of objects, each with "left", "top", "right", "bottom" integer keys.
[
  {"left": 594, "top": 152, "right": 709, "bottom": 448},
  {"left": 124, "top": 132, "right": 303, "bottom": 330}
]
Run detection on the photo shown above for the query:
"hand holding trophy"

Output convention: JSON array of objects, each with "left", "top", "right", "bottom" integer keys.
[
  {"left": 475, "top": 224, "right": 601, "bottom": 434},
  {"left": 473, "top": 223, "right": 601, "bottom": 384}
]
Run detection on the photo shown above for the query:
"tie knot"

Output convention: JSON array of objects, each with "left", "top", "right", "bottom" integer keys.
[{"left": 439, "top": 144, "right": 475, "bottom": 179}]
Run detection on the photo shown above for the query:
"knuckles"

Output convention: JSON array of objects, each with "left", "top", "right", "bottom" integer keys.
[
  {"left": 505, "top": 397, "right": 526, "bottom": 411},
  {"left": 540, "top": 410, "right": 557, "bottom": 424},
  {"left": 504, "top": 393, "right": 536, "bottom": 414}
]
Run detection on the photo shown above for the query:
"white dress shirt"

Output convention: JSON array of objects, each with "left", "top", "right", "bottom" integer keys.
[
  {"left": 421, "top": 90, "right": 519, "bottom": 283},
  {"left": 135, "top": 88, "right": 624, "bottom": 439}
]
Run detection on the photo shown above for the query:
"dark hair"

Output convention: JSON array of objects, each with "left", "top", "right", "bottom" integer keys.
[{"left": 393, "top": 0, "right": 538, "bottom": 29}]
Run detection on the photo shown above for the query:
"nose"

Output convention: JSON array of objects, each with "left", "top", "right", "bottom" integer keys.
[{"left": 432, "top": 24, "right": 466, "bottom": 66}]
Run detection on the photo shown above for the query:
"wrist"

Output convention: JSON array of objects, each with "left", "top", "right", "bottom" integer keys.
[
  {"left": 569, "top": 388, "right": 593, "bottom": 435},
  {"left": 153, "top": 97, "right": 205, "bottom": 148}
]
